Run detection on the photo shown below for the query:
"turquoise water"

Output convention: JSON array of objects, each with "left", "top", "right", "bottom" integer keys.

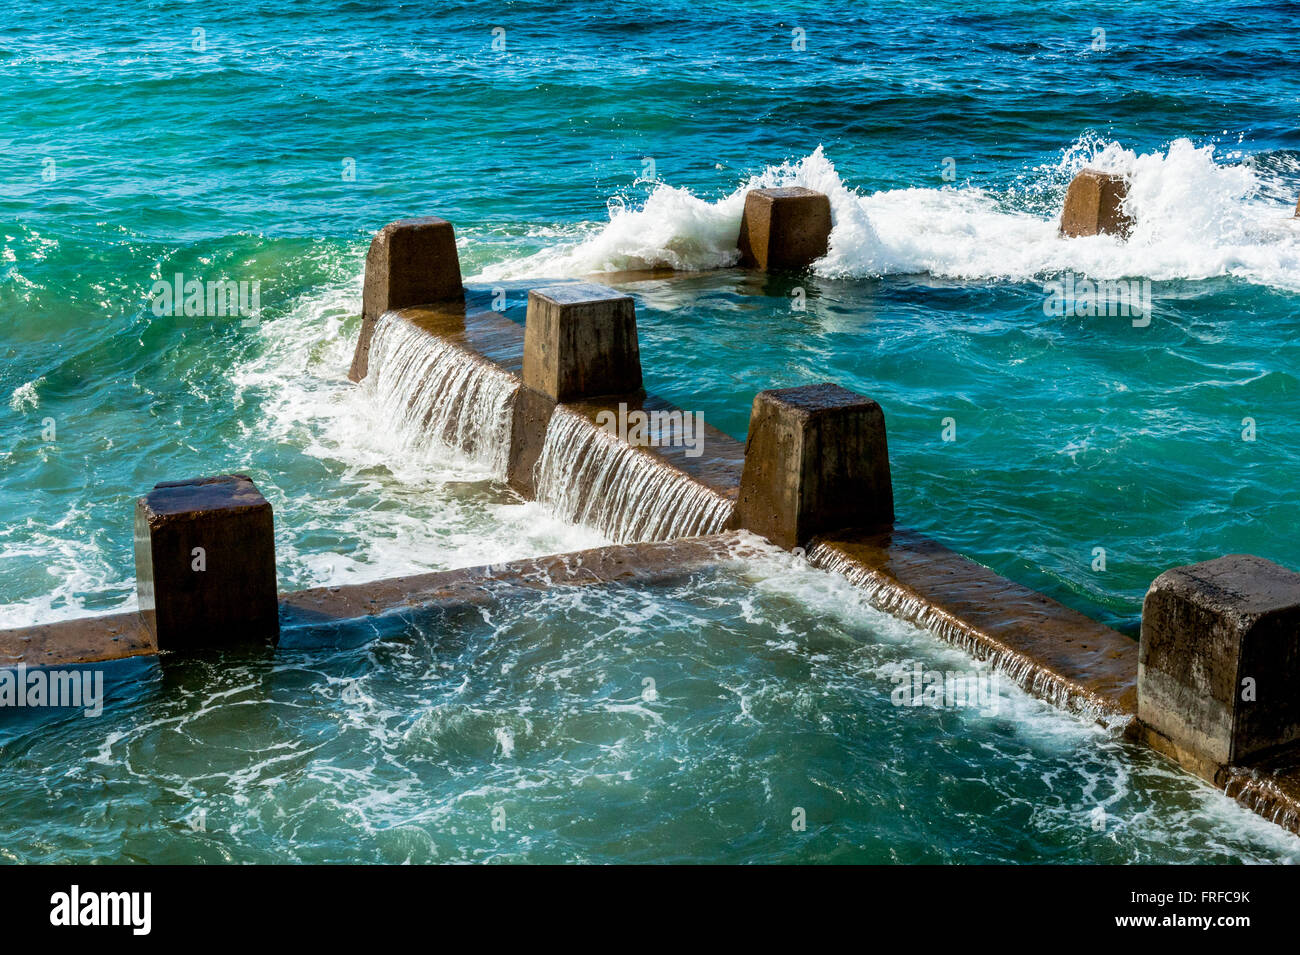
[
  {"left": 4, "top": 548, "right": 1298, "bottom": 864},
  {"left": 3, "top": 0, "right": 1300, "bottom": 861}
]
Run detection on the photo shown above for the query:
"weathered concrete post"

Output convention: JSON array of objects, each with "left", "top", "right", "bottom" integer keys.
[
  {"left": 732, "top": 383, "right": 894, "bottom": 549},
  {"left": 737, "top": 188, "right": 832, "bottom": 271},
  {"left": 522, "top": 283, "right": 643, "bottom": 402},
  {"left": 1059, "top": 169, "right": 1133, "bottom": 238},
  {"left": 508, "top": 283, "right": 645, "bottom": 496},
  {"left": 1138, "top": 554, "right": 1300, "bottom": 781},
  {"left": 134, "top": 475, "right": 280, "bottom": 649},
  {"left": 349, "top": 217, "right": 464, "bottom": 382}
]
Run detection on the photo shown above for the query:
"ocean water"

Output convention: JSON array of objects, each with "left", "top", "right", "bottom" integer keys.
[
  {"left": 3, "top": 0, "right": 1300, "bottom": 861},
  {"left": 4, "top": 544, "right": 1299, "bottom": 864}
]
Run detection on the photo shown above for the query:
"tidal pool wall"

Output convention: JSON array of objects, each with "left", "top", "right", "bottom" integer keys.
[{"left": 6, "top": 195, "right": 1300, "bottom": 840}]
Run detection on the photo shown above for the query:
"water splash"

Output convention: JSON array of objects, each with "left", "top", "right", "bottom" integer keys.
[
  {"left": 805, "top": 542, "right": 1128, "bottom": 729},
  {"left": 1224, "top": 768, "right": 1300, "bottom": 834},
  {"left": 474, "top": 140, "right": 1300, "bottom": 290},
  {"left": 364, "top": 314, "right": 519, "bottom": 479},
  {"left": 533, "top": 406, "right": 734, "bottom": 543}
]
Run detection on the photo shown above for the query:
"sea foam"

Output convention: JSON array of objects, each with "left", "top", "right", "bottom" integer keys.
[{"left": 474, "top": 139, "right": 1300, "bottom": 290}]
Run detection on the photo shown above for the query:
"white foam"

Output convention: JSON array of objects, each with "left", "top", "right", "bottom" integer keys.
[
  {"left": 363, "top": 313, "right": 519, "bottom": 479},
  {"left": 210, "top": 274, "right": 608, "bottom": 590},
  {"left": 0, "top": 506, "right": 135, "bottom": 629},
  {"left": 532, "top": 405, "right": 734, "bottom": 543},
  {"left": 472, "top": 140, "right": 1300, "bottom": 290},
  {"left": 9, "top": 378, "right": 42, "bottom": 412},
  {"left": 475, "top": 186, "right": 749, "bottom": 279}
]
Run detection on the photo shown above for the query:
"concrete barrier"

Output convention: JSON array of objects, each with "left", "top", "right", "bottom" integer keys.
[
  {"left": 1060, "top": 169, "right": 1132, "bottom": 238},
  {"left": 0, "top": 536, "right": 741, "bottom": 666},
  {"left": 10, "top": 215, "right": 1300, "bottom": 841},
  {"left": 134, "top": 474, "right": 280, "bottom": 649},
  {"left": 374, "top": 287, "right": 741, "bottom": 513},
  {"left": 349, "top": 217, "right": 464, "bottom": 382},
  {"left": 1137, "top": 554, "right": 1300, "bottom": 782},
  {"left": 523, "top": 283, "right": 643, "bottom": 402},
  {"left": 732, "top": 383, "right": 894, "bottom": 549},
  {"left": 807, "top": 528, "right": 1139, "bottom": 722},
  {"left": 737, "top": 187, "right": 832, "bottom": 271}
]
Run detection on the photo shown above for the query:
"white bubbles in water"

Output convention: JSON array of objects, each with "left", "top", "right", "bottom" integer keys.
[{"left": 473, "top": 140, "right": 1300, "bottom": 291}]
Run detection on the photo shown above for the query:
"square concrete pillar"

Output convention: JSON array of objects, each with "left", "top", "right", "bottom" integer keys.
[
  {"left": 732, "top": 384, "right": 894, "bottom": 549},
  {"left": 1059, "top": 169, "right": 1133, "bottom": 238},
  {"left": 1138, "top": 554, "right": 1300, "bottom": 779},
  {"left": 523, "top": 283, "right": 643, "bottom": 402},
  {"left": 736, "top": 187, "right": 832, "bottom": 271},
  {"left": 134, "top": 475, "right": 280, "bottom": 649},
  {"left": 349, "top": 217, "right": 464, "bottom": 382}
]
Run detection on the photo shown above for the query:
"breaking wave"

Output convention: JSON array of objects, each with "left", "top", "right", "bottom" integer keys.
[{"left": 474, "top": 139, "right": 1300, "bottom": 290}]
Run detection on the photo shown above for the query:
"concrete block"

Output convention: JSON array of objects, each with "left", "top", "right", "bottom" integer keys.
[
  {"left": 732, "top": 383, "right": 894, "bottom": 549},
  {"left": 522, "top": 283, "right": 642, "bottom": 402},
  {"left": 134, "top": 475, "right": 279, "bottom": 649},
  {"left": 1139, "top": 554, "right": 1300, "bottom": 778},
  {"left": 1059, "top": 169, "right": 1133, "bottom": 238},
  {"left": 349, "top": 217, "right": 463, "bottom": 382},
  {"left": 505, "top": 385, "right": 557, "bottom": 497},
  {"left": 736, "top": 187, "right": 832, "bottom": 271}
]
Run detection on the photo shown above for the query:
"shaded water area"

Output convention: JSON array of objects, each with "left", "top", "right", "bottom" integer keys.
[{"left": 2, "top": 547, "right": 1296, "bottom": 864}]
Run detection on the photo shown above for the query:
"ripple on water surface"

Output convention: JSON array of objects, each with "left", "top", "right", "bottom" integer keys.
[{"left": 1, "top": 546, "right": 1296, "bottom": 864}]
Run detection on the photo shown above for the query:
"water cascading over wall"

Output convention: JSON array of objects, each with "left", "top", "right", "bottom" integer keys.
[
  {"left": 533, "top": 406, "right": 735, "bottom": 543},
  {"left": 805, "top": 539, "right": 1129, "bottom": 728},
  {"left": 364, "top": 313, "right": 520, "bottom": 478}
]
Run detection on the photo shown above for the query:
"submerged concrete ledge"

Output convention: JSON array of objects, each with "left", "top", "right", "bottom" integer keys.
[
  {"left": 807, "top": 528, "right": 1138, "bottom": 724},
  {"left": 281, "top": 533, "right": 739, "bottom": 626},
  {"left": 0, "top": 535, "right": 741, "bottom": 669},
  {"left": 0, "top": 612, "right": 156, "bottom": 668}
]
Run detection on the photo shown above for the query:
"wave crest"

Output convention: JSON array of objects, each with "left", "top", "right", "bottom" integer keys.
[{"left": 473, "top": 139, "right": 1300, "bottom": 289}]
